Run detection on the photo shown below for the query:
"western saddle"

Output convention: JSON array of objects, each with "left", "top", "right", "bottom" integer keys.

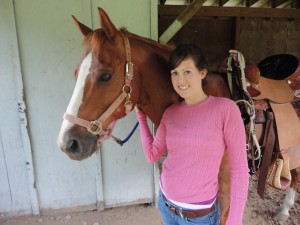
[{"left": 224, "top": 51, "right": 300, "bottom": 198}]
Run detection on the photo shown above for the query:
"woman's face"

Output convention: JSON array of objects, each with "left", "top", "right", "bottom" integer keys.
[{"left": 170, "top": 57, "right": 206, "bottom": 104}]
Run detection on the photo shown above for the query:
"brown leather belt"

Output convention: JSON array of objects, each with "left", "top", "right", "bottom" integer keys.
[{"left": 165, "top": 201, "right": 215, "bottom": 218}]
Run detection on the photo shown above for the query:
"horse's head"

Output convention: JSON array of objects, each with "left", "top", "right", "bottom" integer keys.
[{"left": 57, "top": 8, "right": 139, "bottom": 160}]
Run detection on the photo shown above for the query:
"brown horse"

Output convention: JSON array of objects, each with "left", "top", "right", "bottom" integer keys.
[{"left": 57, "top": 7, "right": 299, "bottom": 224}]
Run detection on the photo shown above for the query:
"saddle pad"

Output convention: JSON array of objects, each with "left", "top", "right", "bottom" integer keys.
[
  {"left": 270, "top": 102, "right": 300, "bottom": 170},
  {"left": 252, "top": 77, "right": 294, "bottom": 103}
]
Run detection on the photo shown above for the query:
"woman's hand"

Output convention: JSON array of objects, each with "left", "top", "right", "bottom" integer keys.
[
  {"left": 135, "top": 106, "right": 141, "bottom": 113},
  {"left": 135, "top": 106, "right": 147, "bottom": 120}
]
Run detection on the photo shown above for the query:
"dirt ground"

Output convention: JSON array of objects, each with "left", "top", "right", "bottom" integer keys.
[{"left": 1, "top": 176, "right": 299, "bottom": 225}]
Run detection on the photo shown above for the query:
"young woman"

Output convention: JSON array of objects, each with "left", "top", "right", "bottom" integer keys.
[{"left": 135, "top": 44, "right": 249, "bottom": 225}]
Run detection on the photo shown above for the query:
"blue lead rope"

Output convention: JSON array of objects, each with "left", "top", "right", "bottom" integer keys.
[{"left": 111, "top": 121, "right": 139, "bottom": 146}]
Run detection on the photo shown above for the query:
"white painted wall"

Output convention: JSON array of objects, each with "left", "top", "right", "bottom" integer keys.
[
  {"left": 0, "top": 0, "right": 157, "bottom": 216},
  {"left": 0, "top": 0, "right": 35, "bottom": 216}
]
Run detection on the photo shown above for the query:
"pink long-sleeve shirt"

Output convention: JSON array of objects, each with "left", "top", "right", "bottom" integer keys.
[{"left": 136, "top": 96, "right": 249, "bottom": 225}]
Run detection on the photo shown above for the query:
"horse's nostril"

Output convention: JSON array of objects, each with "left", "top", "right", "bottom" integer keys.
[{"left": 66, "top": 139, "right": 81, "bottom": 154}]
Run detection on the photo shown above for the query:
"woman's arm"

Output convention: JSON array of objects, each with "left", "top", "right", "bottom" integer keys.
[
  {"left": 223, "top": 102, "right": 250, "bottom": 225},
  {"left": 136, "top": 109, "right": 168, "bottom": 163}
]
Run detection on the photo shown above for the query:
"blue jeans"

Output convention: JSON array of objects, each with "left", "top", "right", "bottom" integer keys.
[{"left": 158, "top": 191, "right": 220, "bottom": 225}]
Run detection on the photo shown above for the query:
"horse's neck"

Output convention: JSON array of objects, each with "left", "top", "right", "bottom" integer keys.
[
  {"left": 131, "top": 39, "right": 179, "bottom": 126},
  {"left": 138, "top": 82, "right": 179, "bottom": 126}
]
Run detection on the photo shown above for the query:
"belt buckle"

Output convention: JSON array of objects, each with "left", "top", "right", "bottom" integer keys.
[
  {"left": 178, "top": 209, "right": 184, "bottom": 219},
  {"left": 165, "top": 202, "right": 184, "bottom": 219},
  {"left": 163, "top": 195, "right": 185, "bottom": 219}
]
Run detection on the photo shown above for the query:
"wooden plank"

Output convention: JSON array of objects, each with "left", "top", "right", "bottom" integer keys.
[
  {"left": 223, "top": 0, "right": 244, "bottom": 6},
  {"left": 251, "top": 0, "right": 269, "bottom": 7},
  {"left": 0, "top": 0, "right": 39, "bottom": 216},
  {"left": 159, "top": 0, "right": 208, "bottom": 43},
  {"left": 246, "top": 0, "right": 260, "bottom": 7},
  {"left": 296, "top": 0, "right": 300, "bottom": 8},
  {"left": 151, "top": 0, "right": 158, "bottom": 40},
  {"left": 219, "top": 0, "right": 231, "bottom": 5},
  {"left": 273, "top": 0, "right": 292, "bottom": 7},
  {"left": 233, "top": 17, "right": 241, "bottom": 49},
  {"left": 275, "top": 0, "right": 293, "bottom": 8},
  {"left": 159, "top": 5, "right": 300, "bottom": 18}
]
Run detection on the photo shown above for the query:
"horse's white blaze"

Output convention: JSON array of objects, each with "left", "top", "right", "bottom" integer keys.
[{"left": 58, "top": 53, "right": 92, "bottom": 144}]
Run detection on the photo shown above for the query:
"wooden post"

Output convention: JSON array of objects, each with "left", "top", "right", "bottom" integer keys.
[{"left": 233, "top": 17, "right": 241, "bottom": 50}]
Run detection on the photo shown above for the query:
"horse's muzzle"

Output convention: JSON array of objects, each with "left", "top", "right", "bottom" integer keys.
[{"left": 57, "top": 126, "right": 99, "bottom": 160}]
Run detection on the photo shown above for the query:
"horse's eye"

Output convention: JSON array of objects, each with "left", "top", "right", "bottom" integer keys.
[{"left": 98, "top": 73, "right": 112, "bottom": 82}]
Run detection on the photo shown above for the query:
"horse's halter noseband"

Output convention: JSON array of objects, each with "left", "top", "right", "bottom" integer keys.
[{"left": 63, "top": 32, "right": 134, "bottom": 140}]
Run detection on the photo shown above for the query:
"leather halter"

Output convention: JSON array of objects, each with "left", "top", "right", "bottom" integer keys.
[{"left": 63, "top": 32, "right": 134, "bottom": 140}]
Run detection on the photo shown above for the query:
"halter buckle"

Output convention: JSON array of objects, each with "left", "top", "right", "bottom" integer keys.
[
  {"left": 126, "top": 62, "right": 134, "bottom": 79},
  {"left": 87, "top": 120, "right": 102, "bottom": 135}
]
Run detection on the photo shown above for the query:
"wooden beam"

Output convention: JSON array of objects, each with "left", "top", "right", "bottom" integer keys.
[
  {"left": 159, "top": 5, "right": 300, "bottom": 18},
  {"left": 273, "top": 0, "right": 291, "bottom": 7},
  {"left": 159, "top": 0, "right": 207, "bottom": 44},
  {"left": 203, "top": 0, "right": 217, "bottom": 6},
  {"left": 276, "top": 0, "right": 293, "bottom": 8},
  {"left": 223, "top": 0, "right": 244, "bottom": 6},
  {"left": 219, "top": 0, "right": 230, "bottom": 5},
  {"left": 250, "top": 0, "right": 269, "bottom": 7},
  {"left": 246, "top": 0, "right": 259, "bottom": 7}
]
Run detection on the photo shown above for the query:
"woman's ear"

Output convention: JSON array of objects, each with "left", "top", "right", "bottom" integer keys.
[{"left": 200, "top": 69, "right": 207, "bottom": 79}]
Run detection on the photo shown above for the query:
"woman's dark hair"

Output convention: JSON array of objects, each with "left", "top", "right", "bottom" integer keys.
[{"left": 169, "top": 44, "right": 207, "bottom": 71}]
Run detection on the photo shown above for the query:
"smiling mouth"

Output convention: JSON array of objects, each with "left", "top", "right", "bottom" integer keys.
[{"left": 178, "top": 85, "right": 190, "bottom": 90}]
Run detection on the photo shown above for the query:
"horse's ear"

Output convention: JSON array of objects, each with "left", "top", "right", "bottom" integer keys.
[
  {"left": 98, "top": 7, "right": 120, "bottom": 42},
  {"left": 72, "top": 15, "right": 93, "bottom": 36}
]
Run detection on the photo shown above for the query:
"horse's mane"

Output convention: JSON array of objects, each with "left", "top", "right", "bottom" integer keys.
[{"left": 119, "top": 28, "right": 175, "bottom": 52}]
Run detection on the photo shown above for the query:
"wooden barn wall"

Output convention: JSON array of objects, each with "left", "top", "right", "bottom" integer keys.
[
  {"left": 158, "top": 17, "right": 300, "bottom": 70},
  {"left": 239, "top": 19, "right": 300, "bottom": 63}
]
